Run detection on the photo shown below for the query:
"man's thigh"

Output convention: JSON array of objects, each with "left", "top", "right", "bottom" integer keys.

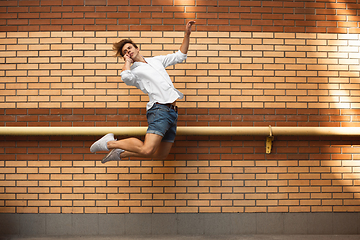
[
  {"left": 143, "top": 133, "right": 163, "bottom": 151},
  {"left": 143, "top": 133, "right": 173, "bottom": 159}
]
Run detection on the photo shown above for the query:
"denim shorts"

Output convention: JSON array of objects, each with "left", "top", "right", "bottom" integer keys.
[{"left": 146, "top": 103, "right": 178, "bottom": 143}]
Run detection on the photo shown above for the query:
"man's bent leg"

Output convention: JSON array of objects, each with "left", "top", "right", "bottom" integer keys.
[
  {"left": 120, "top": 141, "right": 173, "bottom": 160},
  {"left": 107, "top": 133, "right": 163, "bottom": 159}
]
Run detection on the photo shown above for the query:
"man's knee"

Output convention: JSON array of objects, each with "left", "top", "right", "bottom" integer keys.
[{"left": 141, "top": 147, "right": 157, "bottom": 158}]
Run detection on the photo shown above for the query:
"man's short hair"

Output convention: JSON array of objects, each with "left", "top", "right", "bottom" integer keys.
[{"left": 113, "top": 39, "right": 138, "bottom": 57}]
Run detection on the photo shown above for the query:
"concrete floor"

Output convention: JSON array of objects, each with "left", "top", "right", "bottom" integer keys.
[{"left": 3, "top": 236, "right": 360, "bottom": 240}]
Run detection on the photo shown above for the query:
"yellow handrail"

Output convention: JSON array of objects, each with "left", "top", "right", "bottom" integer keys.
[{"left": 0, "top": 126, "right": 360, "bottom": 136}]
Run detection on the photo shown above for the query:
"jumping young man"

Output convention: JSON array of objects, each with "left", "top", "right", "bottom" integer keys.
[{"left": 90, "top": 21, "right": 196, "bottom": 163}]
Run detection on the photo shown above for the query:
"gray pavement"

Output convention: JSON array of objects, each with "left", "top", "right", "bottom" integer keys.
[{"left": 3, "top": 235, "right": 360, "bottom": 240}]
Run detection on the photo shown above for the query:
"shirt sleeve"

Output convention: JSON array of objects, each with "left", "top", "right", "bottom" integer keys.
[
  {"left": 120, "top": 70, "right": 137, "bottom": 86},
  {"left": 154, "top": 50, "right": 187, "bottom": 68}
]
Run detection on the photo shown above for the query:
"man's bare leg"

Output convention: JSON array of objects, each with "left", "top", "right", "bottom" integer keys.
[
  {"left": 101, "top": 138, "right": 174, "bottom": 163},
  {"left": 107, "top": 133, "right": 164, "bottom": 159},
  {"left": 121, "top": 141, "right": 173, "bottom": 160}
]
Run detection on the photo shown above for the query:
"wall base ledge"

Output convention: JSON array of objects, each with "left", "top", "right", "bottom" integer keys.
[{"left": 1, "top": 213, "right": 360, "bottom": 237}]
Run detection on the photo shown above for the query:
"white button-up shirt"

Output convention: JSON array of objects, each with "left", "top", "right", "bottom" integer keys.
[{"left": 120, "top": 50, "right": 187, "bottom": 110}]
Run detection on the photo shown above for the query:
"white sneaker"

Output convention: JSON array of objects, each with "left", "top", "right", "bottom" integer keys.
[
  {"left": 90, "top": 133, "right": 115, "bottom": 153},
  {"left": 101, "top": 148, "right": 124, "bottom": 163}
]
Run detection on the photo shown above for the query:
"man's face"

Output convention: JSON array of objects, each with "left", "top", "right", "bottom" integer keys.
[{"left": 122, "top": 43, "right": 139, "bottom": 59}]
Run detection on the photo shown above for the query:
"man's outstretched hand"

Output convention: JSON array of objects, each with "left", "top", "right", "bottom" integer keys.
[{"left": 186, "top": 21, "right": 196, "bottom": 35}]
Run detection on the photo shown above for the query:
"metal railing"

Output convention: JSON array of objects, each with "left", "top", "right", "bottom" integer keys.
[
  {"left": 1, "top": 126, "right": 358, "bottom": 154},
  {"left": 0, "top": 126, "right": 359, "bottom": 136}
]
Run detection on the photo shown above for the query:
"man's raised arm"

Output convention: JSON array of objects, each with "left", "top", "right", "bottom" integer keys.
[{"left": 180, "top": 20, "right": 196, "bottom": 54}]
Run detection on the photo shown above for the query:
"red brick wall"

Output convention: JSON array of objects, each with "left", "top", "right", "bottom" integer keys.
[
  {"left": 1, "top": 0, "right": 360, "bottom": 214},
  {"left": 1, "top": 0, "right": 359, "bottom": 33}
]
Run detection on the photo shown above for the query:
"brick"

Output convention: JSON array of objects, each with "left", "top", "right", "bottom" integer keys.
[{"left": 2, "top": 15, "right": 360, "bottom": 214}]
